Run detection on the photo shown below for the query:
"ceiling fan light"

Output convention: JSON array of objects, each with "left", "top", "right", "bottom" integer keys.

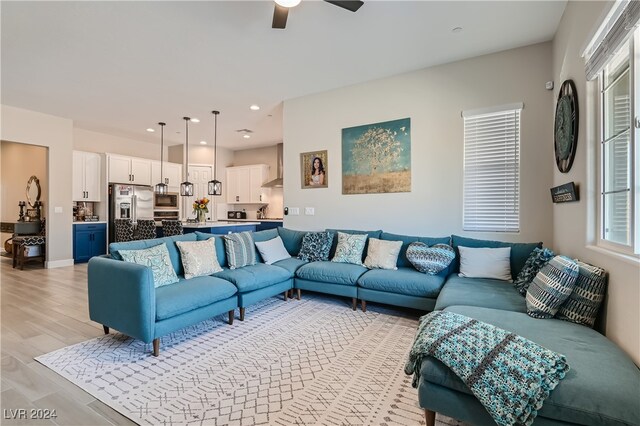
[{"left": 274, "top": 0, "right": 301, "bottom": 8}]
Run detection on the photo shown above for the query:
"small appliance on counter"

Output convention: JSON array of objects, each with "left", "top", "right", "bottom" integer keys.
[{"left": 228, "top": 211, "right": 247, "bottom": 219}]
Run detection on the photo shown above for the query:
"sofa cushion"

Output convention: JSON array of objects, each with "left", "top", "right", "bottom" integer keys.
[
  {"left": 110, "top": 233, "right": 197, "bottom": 275},
  {"left": 254, "top": 236, "right": 291, "bottom": 265},
  {"left": 215, "top": 263, "right": 291, "bottom": 293},
  {"left": 420, "top": 305, "right": 640, "bottom": 426},
  {"left": 298, "top": 231, "right": 334, "bottom": 262},
  {"left": 175, "top": 238, "right": 223, "bottom": 279},
  {"left": 119, "top": 243, "right": 179, "bottom": 288},
  {"left": 526, "top": 255, "right": 579, "bottom": 319},
  {"left": 364, "top": 238, "right": 403, "bottom": 270},
  {"left": 327, "top": 228, "right": 382, "bottom": 260},
  {"left": 458, "top": 246, "right": 512, "bottom": 281},
  {"left": 513, "top": 247, "right": 555, "bottom": 296},
  {"left": 195, "top": 232, "right": 227, "bottom": 267},
  {"left": 331, "top": 232, "right": 367, "bottom": 265},
  {"left": 155, "top": 276, "right": 237, "bottom": 321},
  {"left": 273, "top": 257, "right": 308, "bottom": 275},
  {"left": 451, "top": 235, "right": 541, "bottom": 279},
  {"left": 357, "top": 267, "right": 446, "bottom": 298},
  {"left": 406, "top": 243, "right": 455, "bottom": 275},
  {"left": 296, "top": 261, "right": 367, "bottom": 286},
  {"left": 380, "top": 232, "right": 451, "bottom": 269},
  {"left": 252, "top": 229, "right": 280, "bottom": 262},
  {"left": 434, "top": 274, "right": 526, "bottom": 312},
  {"left": 556, "top": 260, "right": 607, "bottom": 327},
  {"left": 277, "top": 227, "right": 308, "bottom": 256},
  {"left": 222, "top": 232, "right": 257, "bottom": 269}
]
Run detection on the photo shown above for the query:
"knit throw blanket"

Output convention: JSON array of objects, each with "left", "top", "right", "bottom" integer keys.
[{"left": 404, "top": 311, "right": 570, "bottom": 426}]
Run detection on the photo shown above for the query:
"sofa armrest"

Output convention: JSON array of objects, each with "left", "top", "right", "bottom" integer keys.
[{"left": 88, "top": 256, "right": 156, "bottom": 343}]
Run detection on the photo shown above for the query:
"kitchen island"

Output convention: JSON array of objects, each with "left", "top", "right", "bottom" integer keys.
[{"left": 157, "top": 221, "right": 260, "bottom": 237}]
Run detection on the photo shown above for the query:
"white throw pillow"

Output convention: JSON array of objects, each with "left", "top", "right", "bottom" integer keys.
[
  {"left": 458, "top": 246, "right": 512, "bottom": 281},
  {"left": 363, "top": 238, "right": 402, "bottom": 270},
  {"left": 176, "top": 238, "right": 223, "bottom": 279},
  {"left": 254, "top": 236, "right": 291, "bottom": 265}
]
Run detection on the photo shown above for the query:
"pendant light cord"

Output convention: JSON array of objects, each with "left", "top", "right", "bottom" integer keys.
[
  {"left": 184, "top": 117, "right": 190, "bottom": 181},
  {"left": 159, "top": 122, "right": 164, "bottom": 183},
  {"left": 213, "top": 111, "right": 219, "bottom": 180}
]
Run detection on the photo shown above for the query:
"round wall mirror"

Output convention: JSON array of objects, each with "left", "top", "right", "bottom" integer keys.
[{"left": 26, "top": 175, "right": 41, "bottom": 208}]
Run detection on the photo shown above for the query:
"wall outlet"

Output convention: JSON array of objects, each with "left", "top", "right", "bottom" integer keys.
[
  {"left": 54, "top": 206, "right": 63, "bottom": 213},
  {"left": 290, "top": 207, "right": 300, "bottom": 215},
  {"left": 304, "top": 207, "right": 315, "bottom": 215}
]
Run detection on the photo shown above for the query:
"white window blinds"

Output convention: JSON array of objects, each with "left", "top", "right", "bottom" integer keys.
[{"left": 463, "top": 104, "right": 522, "bottom": 233}]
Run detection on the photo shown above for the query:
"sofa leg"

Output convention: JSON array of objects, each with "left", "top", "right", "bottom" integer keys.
[
  {"left": 228, "top": 310, "right": 234, "bottom": 325},
  {"left": 240, "top": 307, "right": 245, "bottom": 321},
  {"left": 352, "top": 298, "right": 357, "bottom": 311},
  {"left": 361, "top": 300, "right": 367, "bottom": 312},
  {"left": 152, "top": 338, "right": 160, "bottom": 357},
  {"left": 103, "top": 325, "right": 109, "bottom": 335},
  {"left": 425, "top": 409, "right": 435, "bottom": 426},
  {"left": 284, "top": 291, "right": 288, "bottom": 301},
  {"left": 296, "top": 289, "right": 301, "bottom": 300}
]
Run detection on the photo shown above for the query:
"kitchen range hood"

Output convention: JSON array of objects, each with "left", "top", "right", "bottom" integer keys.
[{"left": 262, "top": 143, "right": 283, "bottom": 188}]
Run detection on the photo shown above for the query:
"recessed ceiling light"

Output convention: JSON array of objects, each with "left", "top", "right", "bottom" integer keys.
[
  {"left": 146, "top": 128, "right": 155, "bottom": 132},
  {"left": 191, "top": 118, "right": 200, "bottom": 123},
  {"left": 275, "top": 0, "right": 301, "bottom": 7},
  {"left": 243, "top": 134, "right": 251, "bottom": 139},
  {"left": 250, "top": 105, "right": 260, "bottom": 111},
  {"left": 200, "top": 141, "right": 207, "bottom": 145},
  {"left": 452, "top": 27, "right": 463, "bottom": 33}
]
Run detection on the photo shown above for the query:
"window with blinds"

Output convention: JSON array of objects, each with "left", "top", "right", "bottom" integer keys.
[{"left": 462, "top": 104, "right": 522, "bottom": 233}]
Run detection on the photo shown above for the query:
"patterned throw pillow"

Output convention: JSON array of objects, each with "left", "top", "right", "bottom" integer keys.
[
  {"left": 406, "top": 242, "right": 455, "bottom": 275},
  {"left": 176, "top": 238, "right": 223, "bottom": 279},
  {"left": 526, "top": 255, "right": 579, "bottom": 319},
  {"left": 514, "top": 247, "right": 556, "bottom": 296},
  {"left": 363, "top": 238, "right": 403, "bottom": 270},
  {"left": 118, "top": 243, "right": 179, "bottom": 288},
  {"left": 331, "top": 232, "right": 367, "bottom": 265},
  {"left": 298, "top": 232, "right": 334, "bottom": 262},
  {"left": 556, "top": 261, "right": 607, "bottom": 327},
  {"left": 222, "top": 232, "right": 257, "bottom": 269}
]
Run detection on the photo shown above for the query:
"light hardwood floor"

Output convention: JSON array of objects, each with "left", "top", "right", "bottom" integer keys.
[{"left": 1, "top": 257, "right": 135, "bottom": 425}]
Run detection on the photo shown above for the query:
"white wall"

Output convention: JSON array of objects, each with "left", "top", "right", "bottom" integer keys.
[
  {"left": 74, "top": 128, "right": 170, "bottom": 161},
  {"left": 1, "top": 105, "right": 74, "bottom": 267},
  {"left": 552, "top": 1, "right": 640, "bottom": 364},
  {"left": 283, "top": 42, "right": 554, "bottom": 246}
]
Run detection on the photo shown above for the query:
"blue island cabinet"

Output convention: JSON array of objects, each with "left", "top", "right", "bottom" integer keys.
[
  {"left": 73, "top": 223, "right": 107, "bottom": 263},
  {"left": 182, "top": 224, "right": 257, "bottom": 235}
]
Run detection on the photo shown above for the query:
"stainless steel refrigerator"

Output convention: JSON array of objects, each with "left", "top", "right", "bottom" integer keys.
[{"left": 108, "top": 184, "right": 154, "bottom": 243}]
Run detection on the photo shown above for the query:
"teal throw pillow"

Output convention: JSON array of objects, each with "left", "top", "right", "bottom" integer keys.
[
  {"left": 331, "top": 232, "right": 367, "bottom": 265},
  {"left": 118, "top": 243, "right": 179, "bottom": 288},
  {"left": 514, "top": 247, "right": 556, "bottom": 296},
  {"left": 222, "top": 231, "right": 257, "bottom": 269},
  {"left": 406, "top": 242, "right": 455, "bottom": 275},
  {"left": 526, "top": 255, "right": 579, "bottom": 319},
  {"left": 298, "top": 231, "right": 334, "bottom": 262},
  {"left": 556, "top": 260, "right": 607, "bottom": 327}
]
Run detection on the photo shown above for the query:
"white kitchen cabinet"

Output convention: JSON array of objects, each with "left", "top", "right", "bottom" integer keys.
[
  {"left": 107, "top": 154, "right": 151, "bottom": 185},
  {"left": 73, "top": 151, "right": 102, "bottom": 201},
  {"left": 226, "top": 164, "right": 269, "bottom": 204},
  {"left": 151, "top": 161, "right": 182, "bottom": 191}
]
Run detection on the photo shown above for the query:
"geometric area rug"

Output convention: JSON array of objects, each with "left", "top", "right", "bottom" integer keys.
[{"left": 35, "top": 294, "right": 465, "bottom": 425}]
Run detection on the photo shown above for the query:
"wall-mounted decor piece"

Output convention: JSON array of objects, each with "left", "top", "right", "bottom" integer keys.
[
  {"left": 300, "top": 150, "right": 328, "bottom": 189},
  {"left": 342, "top": 117, "right": 411, "bottom": 195},
  {"left": 554, "top": 79, "right": 579, "bottom": 173},
  {"left": 550, "top": 182, "right": 579, "bottom": 203}
]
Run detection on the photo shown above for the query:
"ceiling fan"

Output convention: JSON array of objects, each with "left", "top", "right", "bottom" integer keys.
[{"left": 272, "top": 0, "right": 364, "bottom": 29}]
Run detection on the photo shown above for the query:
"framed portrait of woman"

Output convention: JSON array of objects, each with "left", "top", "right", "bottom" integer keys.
[{"left": 300, "top": 150, "right": 328, "bottom": 189}]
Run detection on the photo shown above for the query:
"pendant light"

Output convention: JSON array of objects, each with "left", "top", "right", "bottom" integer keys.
[
  {"left": 154, "top": 122, "right": 168, "bottom": 195},
  {"left": 208, "top": 110, "right": 223, "bottom": 196},
  {"left": 180, "top": 117, "right": 194, "bottom": 197}
]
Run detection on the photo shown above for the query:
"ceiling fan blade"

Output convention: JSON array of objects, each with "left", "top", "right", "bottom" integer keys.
[
  {"left": 272, "top": 4, "right": 289, "bottom": 29},
  {"left": 324, "top": 1, "right": 364, "bottom": 12}
]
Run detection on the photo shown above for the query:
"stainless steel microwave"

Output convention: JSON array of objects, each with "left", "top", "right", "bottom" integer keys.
[{"left": 154, "top": 192, "right": 179, "bottom": 209}]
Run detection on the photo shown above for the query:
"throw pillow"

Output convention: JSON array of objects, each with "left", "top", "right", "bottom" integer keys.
[
  {"left": 406, "top": 242, "right": 455, "bottom": 275},
  {"left": 458, "top": 246, "right": 512, "bottom": 281},
  {"left": 331, "top": 232, "right": 367, "bottom": 265},
  {"left": 363, "top": 238, "right": 403, "bottom": 270},
  {"left": 513, "top": 247, "right": 556, "bottom": 296},
  {"left": 222, "top": 231, "right": 257, "bottom": 269},
  {"left": 118, "top": 243, "right": 179, "bottom": 288},
  {"left": 254, "top": 236, "right": 291, "bottom": 265},
  {"left": 556, "top": 260, "right": 607, "bottom": 327},
  {"left": 176, "top": 238, "right": 223, "bottom": 279},
  {"left": 526, "top": 255, "right": 579, "bottom": 319},
  {"left": 298, "top": 231, "right": 334, "bottom": 262}
]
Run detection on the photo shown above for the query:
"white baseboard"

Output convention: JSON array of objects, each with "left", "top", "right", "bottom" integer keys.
[{"left": 45, "top": 259, "right": 74, "bottom": 269}]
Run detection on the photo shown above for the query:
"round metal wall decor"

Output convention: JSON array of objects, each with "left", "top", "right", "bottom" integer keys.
[{"left": 554, "top": 79, "right": 579, "bottom": 173}]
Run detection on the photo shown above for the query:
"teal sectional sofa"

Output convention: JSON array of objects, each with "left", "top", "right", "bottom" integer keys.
[{"left": 87, "top": 226, "right": 640, "bottom": 425}]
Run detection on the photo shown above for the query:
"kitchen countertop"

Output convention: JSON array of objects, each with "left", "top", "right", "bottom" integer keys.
[
  {"left": 225, "top": 218, "right": 284, "bottom": 223},
  {"left": 166, "top": 221, "right": 261, "bottom": 228},
  {"left": 73, "top": 221, "right": 108, "bottom": 224}
]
